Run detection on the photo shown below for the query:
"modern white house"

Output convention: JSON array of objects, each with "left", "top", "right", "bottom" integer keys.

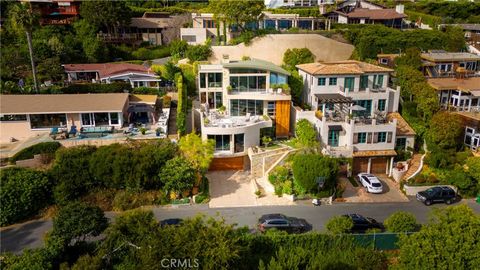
[
  {"left": 197, "top": 59, "right": 291, "bottom": 161},
  {"left": 63, "top": 63, "right": 161, "bottom": 88},
  {"left": 295, "top": 60, "right": 405, "bottom": 175}
]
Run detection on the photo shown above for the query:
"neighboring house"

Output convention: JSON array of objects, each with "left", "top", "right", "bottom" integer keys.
[
  {"left": 63, "top": 63, "right": 161, "bottom": 88},
  {"left": 265, "top": 0, "right": 332, "bottom": 8},
  {"left": 325, "top": 1, "right": 406, "bottom": 28},
  {"left": 377, "top": 54, "right": 400, "bottom": 68},
  {"left": 296, "top": 60, "right": 403, "bottom": 175},
  {"left": 386, "top": 112, "right": 416, "bottom": 151},
  {"left": 180, "top": 12, "right": 324, "bottom": 45},
  {"left": 197, "top": 59, "right": 291, "bottom": 163},
  {"left": 99, "top": 12, "right": 189, "bottom": 46},
  {"left": 420, "top": 51, "right": 480, "bottom": 78},
  {"left": 20, "top": 0, "right": 80, "bottom": 25},
  {"left": 0, "top": 93, "right": 129, "bottom": 143},
  {"left": 0, "top": 93, "right": 161, "bottom": 143}
]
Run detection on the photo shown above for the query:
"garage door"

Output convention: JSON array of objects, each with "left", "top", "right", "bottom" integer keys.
[
  {"left": 371, "top": 157, "right": 388, "bottom": 174},
  {"left": 209, "top": 156, "right": 245, "bottom": 171},
  {"left": 353, "top": 158, "right": 369, "bottom": 174}
]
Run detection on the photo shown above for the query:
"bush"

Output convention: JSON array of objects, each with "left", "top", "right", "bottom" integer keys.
[
  {"left": 51, "top": 146, "right": 97, "bottom": 205},
  {"left": 326, "top": 216, "right": 353, "bottom": 234},
  {"left": 185, "top": 43, "right": 212, "bottom": 62},
  {"left": 292, "top": 154, "right": 339, "bottom": 194},
  {"left": 132, "top": 45, "right": 170, "bottom": 60},
  {"left": 0, "top": 168, "right": 52, "bottom": 226},
  {"left": 131, "top": 86, "right": 161, "bottom": 95},
  {"left": 10, "top": 141, "right": 62, "bottom": 163},
  {"left": 112, "top": 190, "right": 166, "bottom": 211},
  {"left": 194, "top": 193, "right": 209, "bottom": 204},
  {"left": 294, "top": 119, "right": 317, "bottom": 148},
  {"left": 61, "top": 82, "right": 131, "bottom": 94},
  {"left": 384, "top": 211, "right": 418, "bottom": 233}
]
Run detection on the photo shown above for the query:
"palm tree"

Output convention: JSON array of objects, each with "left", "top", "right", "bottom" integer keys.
[{"left": 9, "top": 3, "right": 39, "bottom": 93}]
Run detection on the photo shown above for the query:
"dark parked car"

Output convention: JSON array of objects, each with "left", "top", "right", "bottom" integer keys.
[
  {"left": 258, "top": 214, "right": 309, "bottom": 234},
  {"left": 416, "top": 186, "right": 456, "bottom": 206},
  {"left": 343, "top": 214, "right": 383, "bottom": 233},
  {"left": 160, "top": 218, "right": 183, "bottom": 227}
]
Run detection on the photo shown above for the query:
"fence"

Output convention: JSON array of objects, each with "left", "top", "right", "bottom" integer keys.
[{"left": 352, "top": 232, "right": 415, "bottom": 250}]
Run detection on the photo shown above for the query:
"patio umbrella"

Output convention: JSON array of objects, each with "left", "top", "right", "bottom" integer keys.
[{"left": 348, "top": 105, "right": 366, "bottom": 111}]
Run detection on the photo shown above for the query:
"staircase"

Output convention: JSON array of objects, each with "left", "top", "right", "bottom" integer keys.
[{"left": 402, "top": 154, "right": 423, "bottom": 181}]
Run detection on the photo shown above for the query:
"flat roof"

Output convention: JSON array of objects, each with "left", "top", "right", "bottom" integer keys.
[
  {"left": 0, "top": 93, "right": 129, "bottom": 115},
  {"left": 421, "top": 52, "right": 480, "bottom": 62},
  {"left": 129, "top": 94, "right": 158, "bottom": 105},
  {"left": 296, "top": 60, "right": 392, "bottom": 75},
  {"left": 63, "top": 63, "right": 155, "bottom": 79},
  {"left": 387, "top": 112, "right": 416, "bottom": 136},
  {"left": 223, "top": 59, "right": 290, "bottom": 76},
  {"left": 427, "top": 77, "right": 480, "bottom": 93}
]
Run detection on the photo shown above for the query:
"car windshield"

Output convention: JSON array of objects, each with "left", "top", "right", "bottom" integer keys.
[
  {"left": 372, "top": 183, "right": 382, "bottom": 187},
  {"left": 425, "top": 188, "right": 436, "bottom": 195}
]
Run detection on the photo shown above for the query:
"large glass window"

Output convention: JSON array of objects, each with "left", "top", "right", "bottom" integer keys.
[
  {"left": 230, "top": 99, "right": 263, "bottom": 116},
  {"left": 234, "top": 133, "right": 244, "bottom": 153},
  {"left": 354, "top": 100, "right": 372, "bottom": 116},
  {"left": 318, "top": 78, "right": 326, "bottom": 86},
  {"left": 270, "top": 73, "right": 287, "bottom": 85},
  {"left": 357, "top": 132, "right": 367, "bottom": 143},
  {"left": 230, "top": 75, "right": 267, "bottom": 92},
  {"left": 377, "top": 99, "right": 386, "bottom": 111},
  {"left": 264, "top": 20, "right": 275, "bottom": 29},
  {"left": 329, "top": 77, "right": 337, "bottom": 85},
  {"left": 267, "top": 101, "right": 275, "bottom": 117},
  {"left": 208, "top": 73, "right": 222, "bottom": 87},
  {"left": 30, "top": 114, "right": 67, "bottom": 129},
  {"left": 360, "top": 75, "right": 368, "bottom": 90},
  {"left": 81, "top": 113, "right": 93, "bottom": 126},
  {"left": 94, "top": 113, "right": 109, "bottom": 126},
  {"left": 0, "top": 114, "right": 27, "bottom": 121},
  {"left": 110, "top": 113, "right": 119, "bottom": 125},
  {"left": 298, "top": 20, "right": 312, "bottom": 29},
  {"left": 215, "top": 92, "right": 223, "bottom": 108},
  {"left": 377, "top": 132, "right": 387, "bottom": 143},
  {"left": 208, "top": 135, "right": 230, "bottom": 151}
]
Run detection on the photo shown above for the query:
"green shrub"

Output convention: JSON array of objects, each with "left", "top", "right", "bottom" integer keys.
[
  {"left": 61, "top": 82, "right": 131, "bottom": 94},
  {"left": 194, "top": 193, "right": 209, "bottom": 204},
  {"left": 326, "top": 216, "right": 353, "bottom": 234},
  {"left": 10, "top": 141, "right": 62, "bottom": 163},
  {"left": 131, "top": 86, "right": 161, "bottom": 95},
  {"left": 282, "top": 180, "right": 293, "bottom": 195},
  {"left": 185, "top": 43, "right": 212, "bottom": 62},
  {"left": 384, "top": 211, "right": 418, "bottom": 233},
  {"left": 112, "top": 190, "right": 165, "bottom": 211},
  {"left": 132, "top": 46, "right": 170, "bottom": 60},
  {"left": 0, "top": 167, "right": 52, "bottom": 226},
  {"left": 292, "top": 154, "right": 339, "bottom": 194}
]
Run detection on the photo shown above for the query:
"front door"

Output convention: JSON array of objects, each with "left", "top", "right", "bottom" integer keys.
[{"left": 328, "top": 130, "right": 339, "bottom": 147}]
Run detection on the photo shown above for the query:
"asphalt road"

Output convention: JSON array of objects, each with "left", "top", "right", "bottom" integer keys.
[{"left": 1, "top": 199, "right": 479, "bottom": 254}]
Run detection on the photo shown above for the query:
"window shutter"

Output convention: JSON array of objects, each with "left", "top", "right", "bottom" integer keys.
[
  {"left": 373, "top": 132, "right": 378, "bottom": 143},
  {"left": 353, "top": 133, "right": 359, "bottom": 144},
  {"left": 367, "top": 133, "right": 372, "bottom": 143},
  {"left": 387, "top": 132, "right": 392, "bottom": 143}
]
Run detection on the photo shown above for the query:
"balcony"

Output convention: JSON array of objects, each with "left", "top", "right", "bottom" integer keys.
[{"left": 202, "top": 111, "right": 271, "bottom": 131}]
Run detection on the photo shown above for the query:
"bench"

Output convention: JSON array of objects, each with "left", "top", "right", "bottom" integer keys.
[{"left": 78, "top": 126, "right": 114, "bottom": 138}]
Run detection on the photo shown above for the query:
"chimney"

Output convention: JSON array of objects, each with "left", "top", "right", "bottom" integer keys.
[{"left": 395, "top": 4, "right": 404, "bottom": 14}]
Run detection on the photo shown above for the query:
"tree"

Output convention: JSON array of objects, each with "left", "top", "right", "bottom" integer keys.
[
  {"left": 51, "top": 146, "right": 97, "bottom": 205},
  {"left": 185, "top": 43, "right": 212, "bottom": 63},
  {"left": 395, "top": 65, "right": 425, "bottom": 101},
  {"left": 79, "top": 1, "right": 132, "bottom": 34},
  {"left": 8, "top": 3, "right": 39, "bottom": 92},
  {"left": 384, "top": 211, "right": 418, "bottom": 233},
  {"left": 282, "top": 48, "right": 315, "bottom": 71},
  {"left": 0, "top": 167, "right": 52, "bottom": 226},
  {"left": 427, "top": 112, "right": 464, "bottom": 151},
  {"left": 465, "top": 157, "right": 480, "bottom": 182},
  {"left": 159, "top": 157, "right": 196, "bottom": 197},
  {"left": 288, "top": 69, "right": 304, "bottom": 105},
  {"left": 209, "top": 0, "right": 264, "bottom": 33},
  {"left": 169, "top": 39, "right": 189, "bottom": 58},
  {"left": 415, "top": 82, "right": 439, "bottom": 121},
  {"left": 398, "top": 205, "right": 480, "bottom": 269},
  {"left": 52, "top": 201, "right": 108, "bottom": 246},
  {"left": 178, "top": 133, "right": 215, "bottom": 174},
  {"left": 294, "top": 119, "right": 318, "bottom": 148},
  {"left": 326, "top": 216, "right": 353, "bottom": 234},
  {"left": 444, "top": 26, "right": 467, "bottom": 52},
  {"left": 394, "top": 47, "right": 422, "bottom": 70}
]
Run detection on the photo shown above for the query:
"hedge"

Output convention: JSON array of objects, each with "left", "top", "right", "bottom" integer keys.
[
  {"left": 0, "top": 167, "right": 52, "bottom": 226},
  {"left": 10, "top": 141, "right": 62, "bottom": 163},
  {"left": 61, "top": 82, "right": 132, "bottom": 94}
]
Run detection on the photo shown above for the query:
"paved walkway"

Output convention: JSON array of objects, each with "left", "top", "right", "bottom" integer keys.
[{"left": 403, "top": 154, "right": 423, "bottom": 180}]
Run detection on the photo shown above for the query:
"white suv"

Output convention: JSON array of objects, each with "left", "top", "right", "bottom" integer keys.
[{"left": 357, "top": 173, "right": 383, "bottom": 194}]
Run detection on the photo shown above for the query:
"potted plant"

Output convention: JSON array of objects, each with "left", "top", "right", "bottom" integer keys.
[
  {"left": 218, "top": 105, "right": 226, "bottom": 114},
  {"left": 155, "top": 127, "right": 162, "bottom": 136},
  {"left": 227, "top": 85, "right": 232, "bottom": 93},
  {"left": 140, "top": 127, "right": 147, "bottom": 135},
  {"left": 262, "top": 136, "right": 272, "bottom": 148}
]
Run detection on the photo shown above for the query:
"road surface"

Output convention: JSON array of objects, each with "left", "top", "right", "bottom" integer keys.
[{"left": 1, "top": 199, "right": 479, "bottom": 254}]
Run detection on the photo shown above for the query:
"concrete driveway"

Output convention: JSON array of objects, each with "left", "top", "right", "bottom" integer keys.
[
  {"left": 207, "top": 170, "right": 257, "bottom": 208},
  {"left": 342, "top": 175, "right": 409, "bottom": 203}
]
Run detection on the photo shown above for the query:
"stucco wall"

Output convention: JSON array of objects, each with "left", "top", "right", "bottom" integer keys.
[
  {"left": 0, "top": 121, "right": 48, "bottom": 143},
  {"left": 209, "top": 34, "right": 354, "bottom": 65}
]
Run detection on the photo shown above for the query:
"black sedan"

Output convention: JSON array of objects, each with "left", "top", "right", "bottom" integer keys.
[{"left": 343, "top": 214, "right": 383, "bottom": 233}]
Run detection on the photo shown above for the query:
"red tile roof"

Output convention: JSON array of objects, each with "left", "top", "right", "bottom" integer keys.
[
  {"left": 63, "top": 63, "right": 154, "bottom": 79},
  {"left": 342, "top": 8, "right": 406, "bottom": 20}
]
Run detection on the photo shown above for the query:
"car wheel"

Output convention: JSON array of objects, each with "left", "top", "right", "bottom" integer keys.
[
  {"left": 445, "top": 199, "right": 452, "bottom": 205},
  {"left": 425, "top": 200, "right": 432, "bottom": 206}
]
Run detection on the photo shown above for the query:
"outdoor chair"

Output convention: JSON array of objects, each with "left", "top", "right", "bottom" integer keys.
[{"left": 69, "top": 125, "right": 78, "bottom": 137}]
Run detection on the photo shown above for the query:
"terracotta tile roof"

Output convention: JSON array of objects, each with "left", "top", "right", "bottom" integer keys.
[
  {"left": 296, "top": 60, "right": 393, "bottom": 75},
  {"left": 353, "top": 149, "right": 397, "bottom": 157},
  {"left": 0, "top": 93, "right": 129, "bottom": 114},
  {"left": 344, "top": 8, "right": 406, "bottom": 20},
  {"left": 63, "top": 63, "right": 154, "bottom": 79},
  {"left": 427, "top": 77, "right": 480, "bottom": 93},
  {"left": 387, "top": 112, "right": 416, "bottom": 136}
]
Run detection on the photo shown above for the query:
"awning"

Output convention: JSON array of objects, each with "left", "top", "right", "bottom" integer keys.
[
  {"left": 328, "top": 125, "right": 343, "bottom": 131},
  {"left": 128, "top": 105, "right": 154, "bottom": 113},
  {"left": 353, "top": 150, "right": 397, "bottom": 157},
  {"left": 315, "top": 94, "right": 353, "bottom": 104}
]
